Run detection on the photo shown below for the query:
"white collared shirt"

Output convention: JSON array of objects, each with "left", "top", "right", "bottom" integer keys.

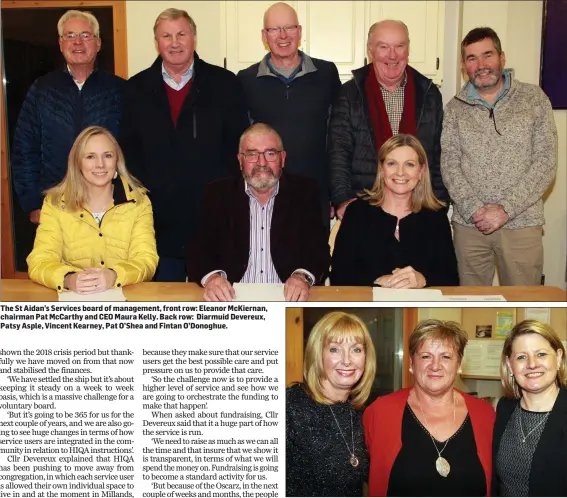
[
  {"left": 240, "top": 182, "right": 281, "bottom": 283},
  {"left": 162, "top": 61, "right": 194, "bottom": 91},
  {"left": 201, "top": 181, "right": 315, "bottom": 286},
  {"left": 67, "top": 65, "right": 87, "bottom": 90}
]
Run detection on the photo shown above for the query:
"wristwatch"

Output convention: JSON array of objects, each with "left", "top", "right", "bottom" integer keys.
[{"left": 293, "top": 271, "right": 314, "bottom": 286}]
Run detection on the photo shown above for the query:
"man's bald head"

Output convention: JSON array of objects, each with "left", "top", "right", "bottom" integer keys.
[
  {"left": 367, "top": 20, "right": 410, "bottom": 48},
  {"left": 263, "top": 2, "right": 299, "bottom": 28},
  {"left": 262, "top": 2, "right": 302, "bottom": 67}
]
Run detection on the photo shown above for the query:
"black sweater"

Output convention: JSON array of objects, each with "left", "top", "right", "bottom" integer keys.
[
  {"left": 286, "top": 384, "right": 368, "bottom": 497},
  {"left": 331, "top": 200, "right": 459, "bottom": 286}
]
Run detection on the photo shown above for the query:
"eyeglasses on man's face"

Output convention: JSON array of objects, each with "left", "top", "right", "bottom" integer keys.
[
  {"left": 240, "top": 149, "right": 282, "bottom": 163},
  {"left": 264, "top": 25, "right": 299, "bottom": 36},
  {"left": 61, "top": 32, "right": 97, "bottom": 41}
]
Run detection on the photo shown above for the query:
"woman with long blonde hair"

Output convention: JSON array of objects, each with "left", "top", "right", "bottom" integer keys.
[
  {"left": 331, "top": 134, "right": 458, "bottom": 288},
  {"left": 27, "top": 126, "right": 158, "bottom": 292},
  {"left": 286, "top": 311, "right": 376, "bottom": 496}
]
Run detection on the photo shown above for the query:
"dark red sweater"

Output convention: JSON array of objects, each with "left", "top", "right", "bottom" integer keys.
[{"left": 165, "top": 79, "right": 192, "bottom": 127}]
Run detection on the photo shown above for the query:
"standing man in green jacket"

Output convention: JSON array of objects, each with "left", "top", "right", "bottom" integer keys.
[{"left": 441, "top": 27, "right": 557, "bottom": 285}]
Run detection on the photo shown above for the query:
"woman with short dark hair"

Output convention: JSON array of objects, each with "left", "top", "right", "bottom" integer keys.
[{"left": 364, "top": 319, "right": 494, "bottom": 496}]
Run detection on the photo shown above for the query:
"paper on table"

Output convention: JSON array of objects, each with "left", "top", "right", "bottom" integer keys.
[
  {"left": 444, "top": 295, "right": 507, "bottom": 302},
  {"left": 58, "top": 288, "right": 126, "bottom": 302},
  {"left": 233, "top": 283, "right": 285, "bottom": 301},
  {"left": 372, "top": 288, "right": 444, "bottom": 301}
]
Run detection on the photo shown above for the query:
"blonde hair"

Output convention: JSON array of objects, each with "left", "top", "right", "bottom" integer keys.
[
  {"left": 303, "top": 312, "right": 376, "bottom": 409},
  {"left": 58, "top": 10, "right": 100, "bottom": 38},
  {"left": 501, "top": 320, "right": 567, "bottom": 399},
  {"left": 409, "top": 319, "right": 469, "bottom": 361},
  {"left": 154, "top": 8, "right": 197, "bottom": 36},
  {"left": 45, "top": 126, "right": 144, "bottom": 212},
  {"left": 361, "top": 134, "right": 445, "bottom": 212},
  {"left": 239, "top": 123, "right": 284, "bottom": 152}
]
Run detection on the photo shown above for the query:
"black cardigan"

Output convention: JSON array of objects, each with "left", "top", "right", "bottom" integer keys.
[
  {"left": 492, "top": 387, "right": 567, "bottom": 496},
  {"left": 330, "top": 200, "right": 459, "bottom": 286}
]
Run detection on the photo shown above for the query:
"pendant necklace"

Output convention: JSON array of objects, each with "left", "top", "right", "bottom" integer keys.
[
  {"left": 328, "top": 405, "right": 359, "bottom": 468},
  {"left": 518, "top": 406, "right": 550, "bottom": 443},
  {"left": 414, "top": 390, "right": 456, "bottom": 478}
]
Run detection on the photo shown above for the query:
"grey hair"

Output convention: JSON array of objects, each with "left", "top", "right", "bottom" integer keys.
[
  {"left": 154, "top": 8, "right": 197, "bottom": 37},
  {"left": 58, "top": 10, "right": 100, "bottom": 38},
  {"left": 238, "top": 123, "right": 284, "bottom": 152}
]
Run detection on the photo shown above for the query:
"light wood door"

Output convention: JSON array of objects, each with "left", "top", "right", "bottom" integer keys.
[
  {"left": 298, "top": 1, "right": 366, "bottom": 82},
  {"left": 223, "top": 0, "right": 444, "bottom": 83}
]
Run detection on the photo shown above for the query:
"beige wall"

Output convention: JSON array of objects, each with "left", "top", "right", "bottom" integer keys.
[
  {"left": 124, "top": 1, "right": 566, "bottom": 288},
  {"left": 418, "top": 307, "right": 462, "bottom": 322}
]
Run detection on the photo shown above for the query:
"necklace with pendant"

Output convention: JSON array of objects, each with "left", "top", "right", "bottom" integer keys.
[
  {"left": 414, "top": 390, "right": 456, "bottom": 478},
  {"left": 328, "top": 405, "right": 359, "bottom": 468},
  {"left": 518, "top": 406, "right": 550, "bottom": 443}
]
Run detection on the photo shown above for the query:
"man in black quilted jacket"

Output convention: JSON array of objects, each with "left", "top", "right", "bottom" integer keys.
[
  {"left": 11, "top": 10, "right": 124, "bottom": 224},
  {"left": 328, "top": 20, "right": 448, "bottom": 219}
]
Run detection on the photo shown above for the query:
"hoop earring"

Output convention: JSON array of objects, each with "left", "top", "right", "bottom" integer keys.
[{"left": 113, "top": 170, "right": 118, "bottom": 179}]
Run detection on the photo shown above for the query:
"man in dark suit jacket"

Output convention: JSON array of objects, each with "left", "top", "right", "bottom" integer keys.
[
  {"left": 119, "top": 8, "right": 249, "bottom": 282},
  {"left": 187, "top": 123, "right": 330, "bottom": 302}
]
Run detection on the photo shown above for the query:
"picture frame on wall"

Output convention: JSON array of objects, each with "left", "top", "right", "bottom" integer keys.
[{"left": 540, "top": 0, "right": 567, "bottom": 109}]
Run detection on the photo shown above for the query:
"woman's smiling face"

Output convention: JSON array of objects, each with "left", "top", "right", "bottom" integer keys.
[
  {"left": 321, "top": 338, "right": 366, "bottom": 401},
  {"left": 507, "top": 333, "right": 563, "bottom": 395}
]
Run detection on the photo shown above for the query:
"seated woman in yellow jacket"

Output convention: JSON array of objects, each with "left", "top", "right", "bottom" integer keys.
[{"left": 27, "top": 126, "right": 158, "bottom": 293}]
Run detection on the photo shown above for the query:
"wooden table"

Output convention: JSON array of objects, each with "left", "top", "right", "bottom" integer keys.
[{"left": 2, "top": 279, "right": 565, "bottom": 302}]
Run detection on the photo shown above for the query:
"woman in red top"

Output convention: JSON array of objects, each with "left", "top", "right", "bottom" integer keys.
[{"left": 363, "top": 319, "right": 495, "bottom": 496}]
